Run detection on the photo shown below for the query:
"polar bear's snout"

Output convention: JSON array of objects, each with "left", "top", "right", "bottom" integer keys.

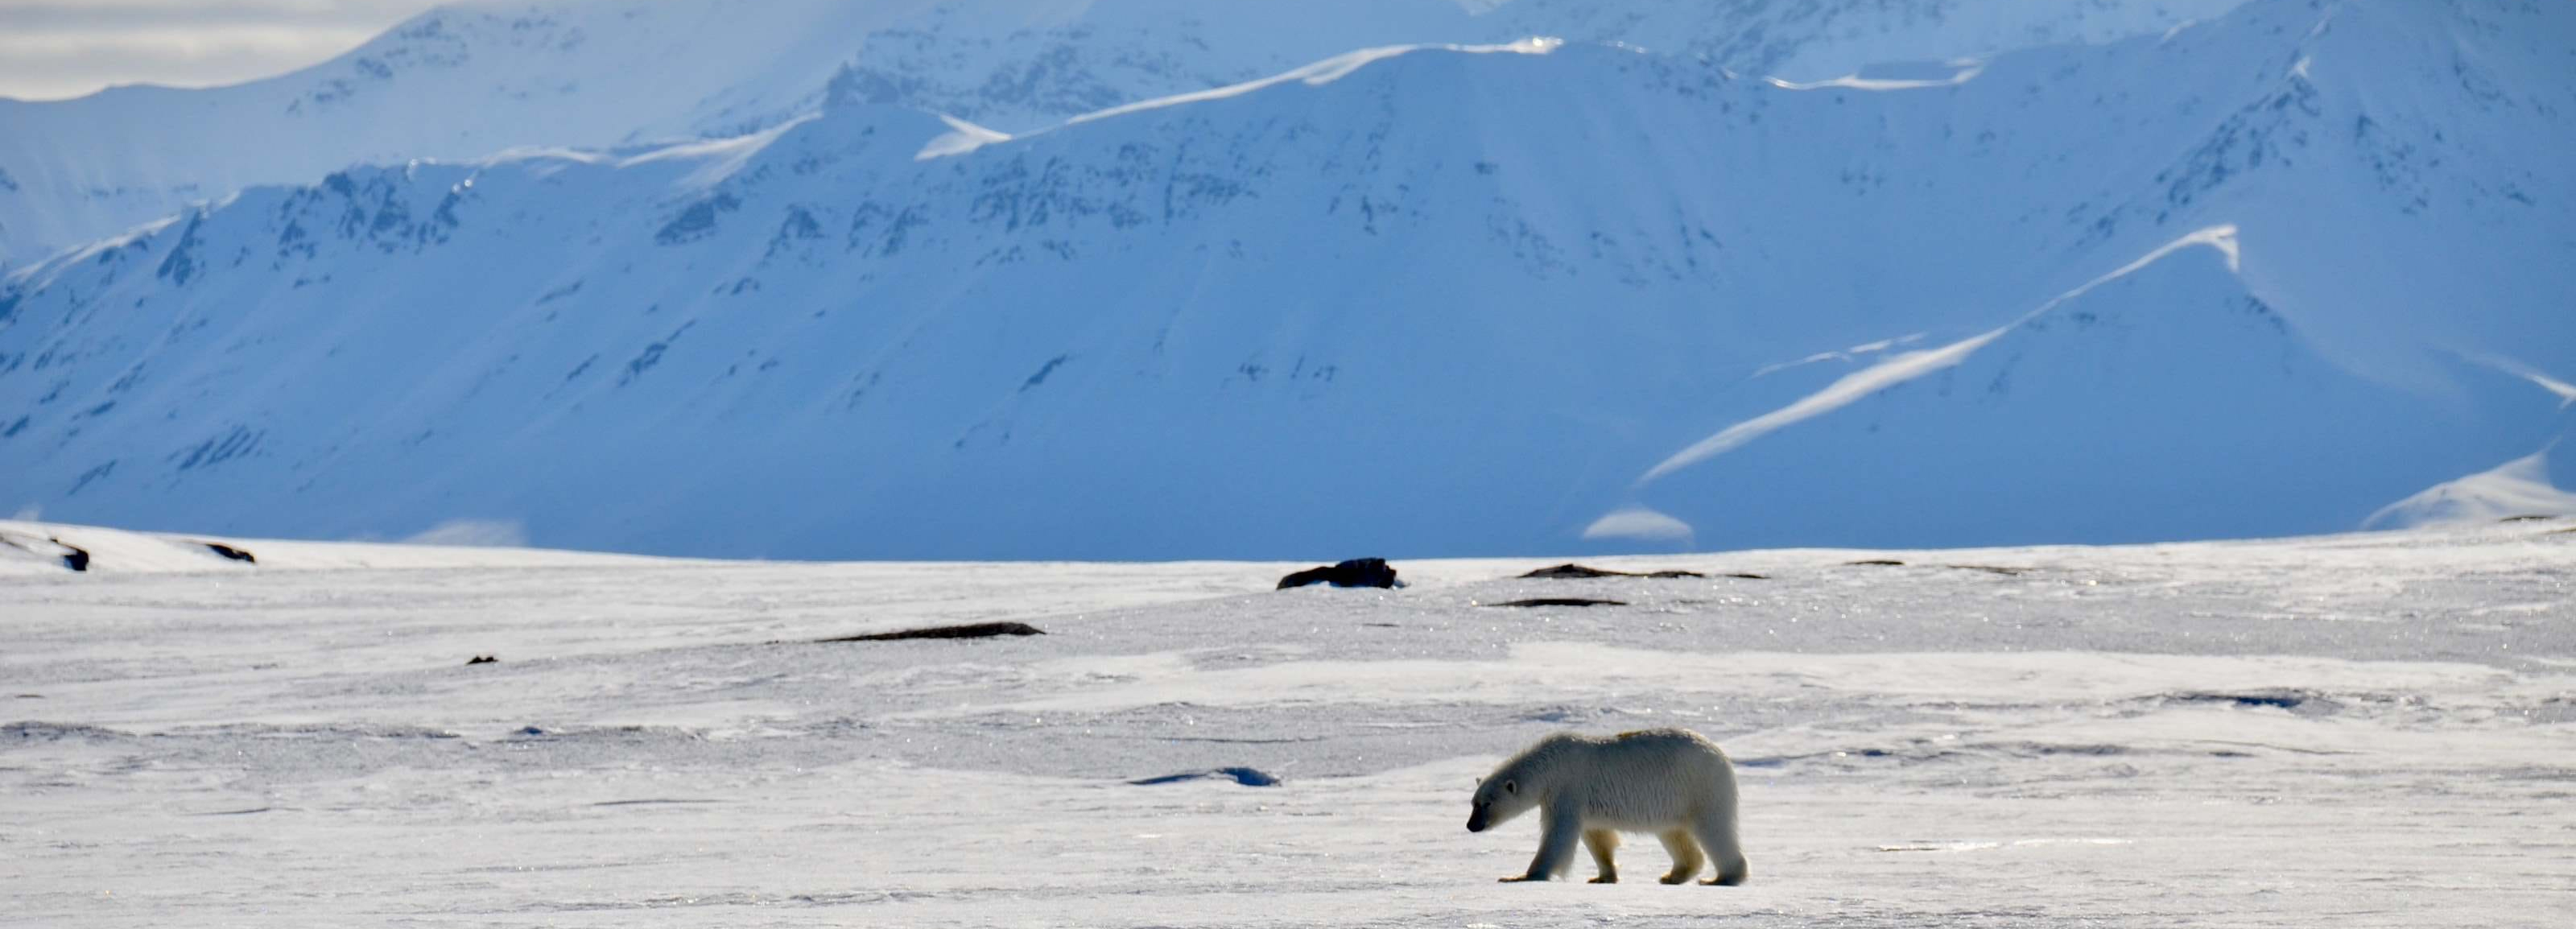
[{"left": 1467, "top": 803, "right": 1492, "bottom": 832}]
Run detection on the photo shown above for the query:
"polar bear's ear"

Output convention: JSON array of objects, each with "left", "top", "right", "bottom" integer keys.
[
  {"left": 1503, "top": 779, "right": 1517, "bottom": 795},
  {"left": 1475, "top": 777, "right": 1484, "bottom": 786}
]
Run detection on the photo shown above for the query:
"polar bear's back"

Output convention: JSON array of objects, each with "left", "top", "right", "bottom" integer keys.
[{"left": 1554, "top": 728, "right": 1737, "bottom": 829}]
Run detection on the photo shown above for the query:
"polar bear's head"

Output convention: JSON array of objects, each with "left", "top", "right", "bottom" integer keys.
[
  {"left": 1471, "top": 733, "right": 1588, "bottom": 832},
  {"left": 1466, "top": 768, "right": 1537, "bottom": 832}
]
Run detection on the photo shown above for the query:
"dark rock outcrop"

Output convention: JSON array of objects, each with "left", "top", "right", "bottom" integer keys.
[
  {"left": 1131, "top": 766, "right": 1279, "bottom": 787},
  {"left": 201, "top": 543, "right": 258, "bottom": 564},
  {"left": 819, "top": 621, "right": 1046, "bottom": 642},
  {"left": 1277, "top": 557, "right": 1398, "bottom": 589},
  {"left": 1487, "top": 597, "right": 1627, "bottom": 608},
  {"left": 1520, "top": 564, "right": 1705, "bottom": 580}
]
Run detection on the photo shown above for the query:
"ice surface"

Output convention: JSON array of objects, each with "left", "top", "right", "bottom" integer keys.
[{"left": 5, "top": 519, "right": 2572, "bottom": 926}]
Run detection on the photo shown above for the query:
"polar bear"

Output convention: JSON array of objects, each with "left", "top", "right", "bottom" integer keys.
[{"left": 1466, "top": 729, "right": 1748, "bottom": 885}]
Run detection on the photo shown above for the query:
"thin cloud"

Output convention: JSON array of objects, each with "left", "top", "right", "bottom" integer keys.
[{"left": 0, "top": 0, "right": 440, "bottom": 100}]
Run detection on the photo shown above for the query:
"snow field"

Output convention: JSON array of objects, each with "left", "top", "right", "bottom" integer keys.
[{"left": 5, "top": 520, "right": 2572, "bottom": 926}]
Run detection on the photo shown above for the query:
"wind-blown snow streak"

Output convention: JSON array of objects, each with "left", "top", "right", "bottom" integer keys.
[
  {"left": 1634, "top": 327, "right": 2014, "bottom": 485},
  {"left": 1062, "top": 37, "right": 1565, "bottom": 127},
  {"left": 917, "top": 115, "right": 1013, "bottom": 161},
  {"left": 1637, "top": 225, "right": 2242, "bottom": 485},
  {"left": 1766, "top": 61, "right": 1985, "bottom": 91},
  {"left": 1750, "top": 334, "right": 1928, "bottom": 378},
  {"left": 621, "top": 114, "right": 818, "bottom": 190},
  {"left": 2462, "top": 353, "right": 2576, "bottom": 410}
]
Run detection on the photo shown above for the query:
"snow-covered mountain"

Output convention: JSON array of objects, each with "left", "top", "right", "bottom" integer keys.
[
  {"left": 2, "top": 0, "right": 2570, "bottom": 559},
  {"left": 0, "top": 0, "right": 2252, "bottom": 269}
]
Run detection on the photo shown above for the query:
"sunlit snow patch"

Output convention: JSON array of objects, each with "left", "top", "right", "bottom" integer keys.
[{"left": 2364, "top": 449, "right": 2576, "bottom": 529}]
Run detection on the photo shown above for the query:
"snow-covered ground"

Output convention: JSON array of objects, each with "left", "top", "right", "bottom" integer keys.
[{"left": 6, "top": 519, "right": 2570, "bottom": 926}]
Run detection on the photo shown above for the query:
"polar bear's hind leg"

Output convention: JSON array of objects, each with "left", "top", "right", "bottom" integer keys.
[
  {"left": 1583, "top": 829, "right": 1620, "bottom": 883},
  {"left": 1657, "top": 829, "right": 1704, "bottom": 884},
  {"left": 1691, "top": 807, "right": 1748, "bottom": 886}
]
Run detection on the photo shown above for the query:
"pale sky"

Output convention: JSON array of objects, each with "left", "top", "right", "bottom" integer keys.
[{"left": 0, "top": 0, "right": 446, "bottom": 101}]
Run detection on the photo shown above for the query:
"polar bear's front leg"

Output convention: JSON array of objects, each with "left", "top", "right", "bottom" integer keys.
[
  {"left": 1502, "top": 807, "right": 1584, "bottom": 882},
  {"left": 1583, "top": 829, "right": 1620, "bottom": 883}
]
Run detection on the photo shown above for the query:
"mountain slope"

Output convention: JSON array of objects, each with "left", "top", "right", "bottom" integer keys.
[
  {"left": 2, "top": 0, "right": 2570, "bottom": 559},
  {"left": 1616, "top": 228, "right": 2560, "bottom": 548},
  {"left": 0, "top": 0, "right": 2251, "bottom": 268}
]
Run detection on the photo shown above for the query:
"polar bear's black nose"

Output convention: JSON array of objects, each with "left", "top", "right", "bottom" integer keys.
[{"left": 1468, "top": 808, "right": 1489, "bottom": 832}]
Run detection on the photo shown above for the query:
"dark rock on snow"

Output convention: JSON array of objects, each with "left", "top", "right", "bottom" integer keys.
[
  {"left": 1278, "top": 557, "right": 1399, "bottom": 589},
  {"left": 201, "top": 543, "right": 258, "bottom": 564},
  {"left": 1487, "top": 597, "right": 1628, "bottom": 608},
  {"left": 1132, "top": 766, "right": 1281, "bottom": 787},
  {"left": 1520, "top": 563, "right": 1705, "bottom": 580},
  {"left": 819, "top": 621, "right": 1046, "bottom": 642}
]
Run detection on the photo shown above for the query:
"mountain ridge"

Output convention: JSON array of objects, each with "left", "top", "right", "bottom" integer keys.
[
  {"left": 3, "top": 0, "right": 2570, "bottom": 559},
  {"left": 0, "top": 0, "right": 2255, "bottom": 268}
]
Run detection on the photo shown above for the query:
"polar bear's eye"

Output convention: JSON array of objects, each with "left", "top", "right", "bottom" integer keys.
[{"left": 1503, "top": 779, "right": 1517, "bottom": 795}]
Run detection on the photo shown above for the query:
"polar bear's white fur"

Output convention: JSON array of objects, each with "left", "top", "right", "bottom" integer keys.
[{"left": 1466, "top": 729, "right": 1748, "bottom": 885}]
